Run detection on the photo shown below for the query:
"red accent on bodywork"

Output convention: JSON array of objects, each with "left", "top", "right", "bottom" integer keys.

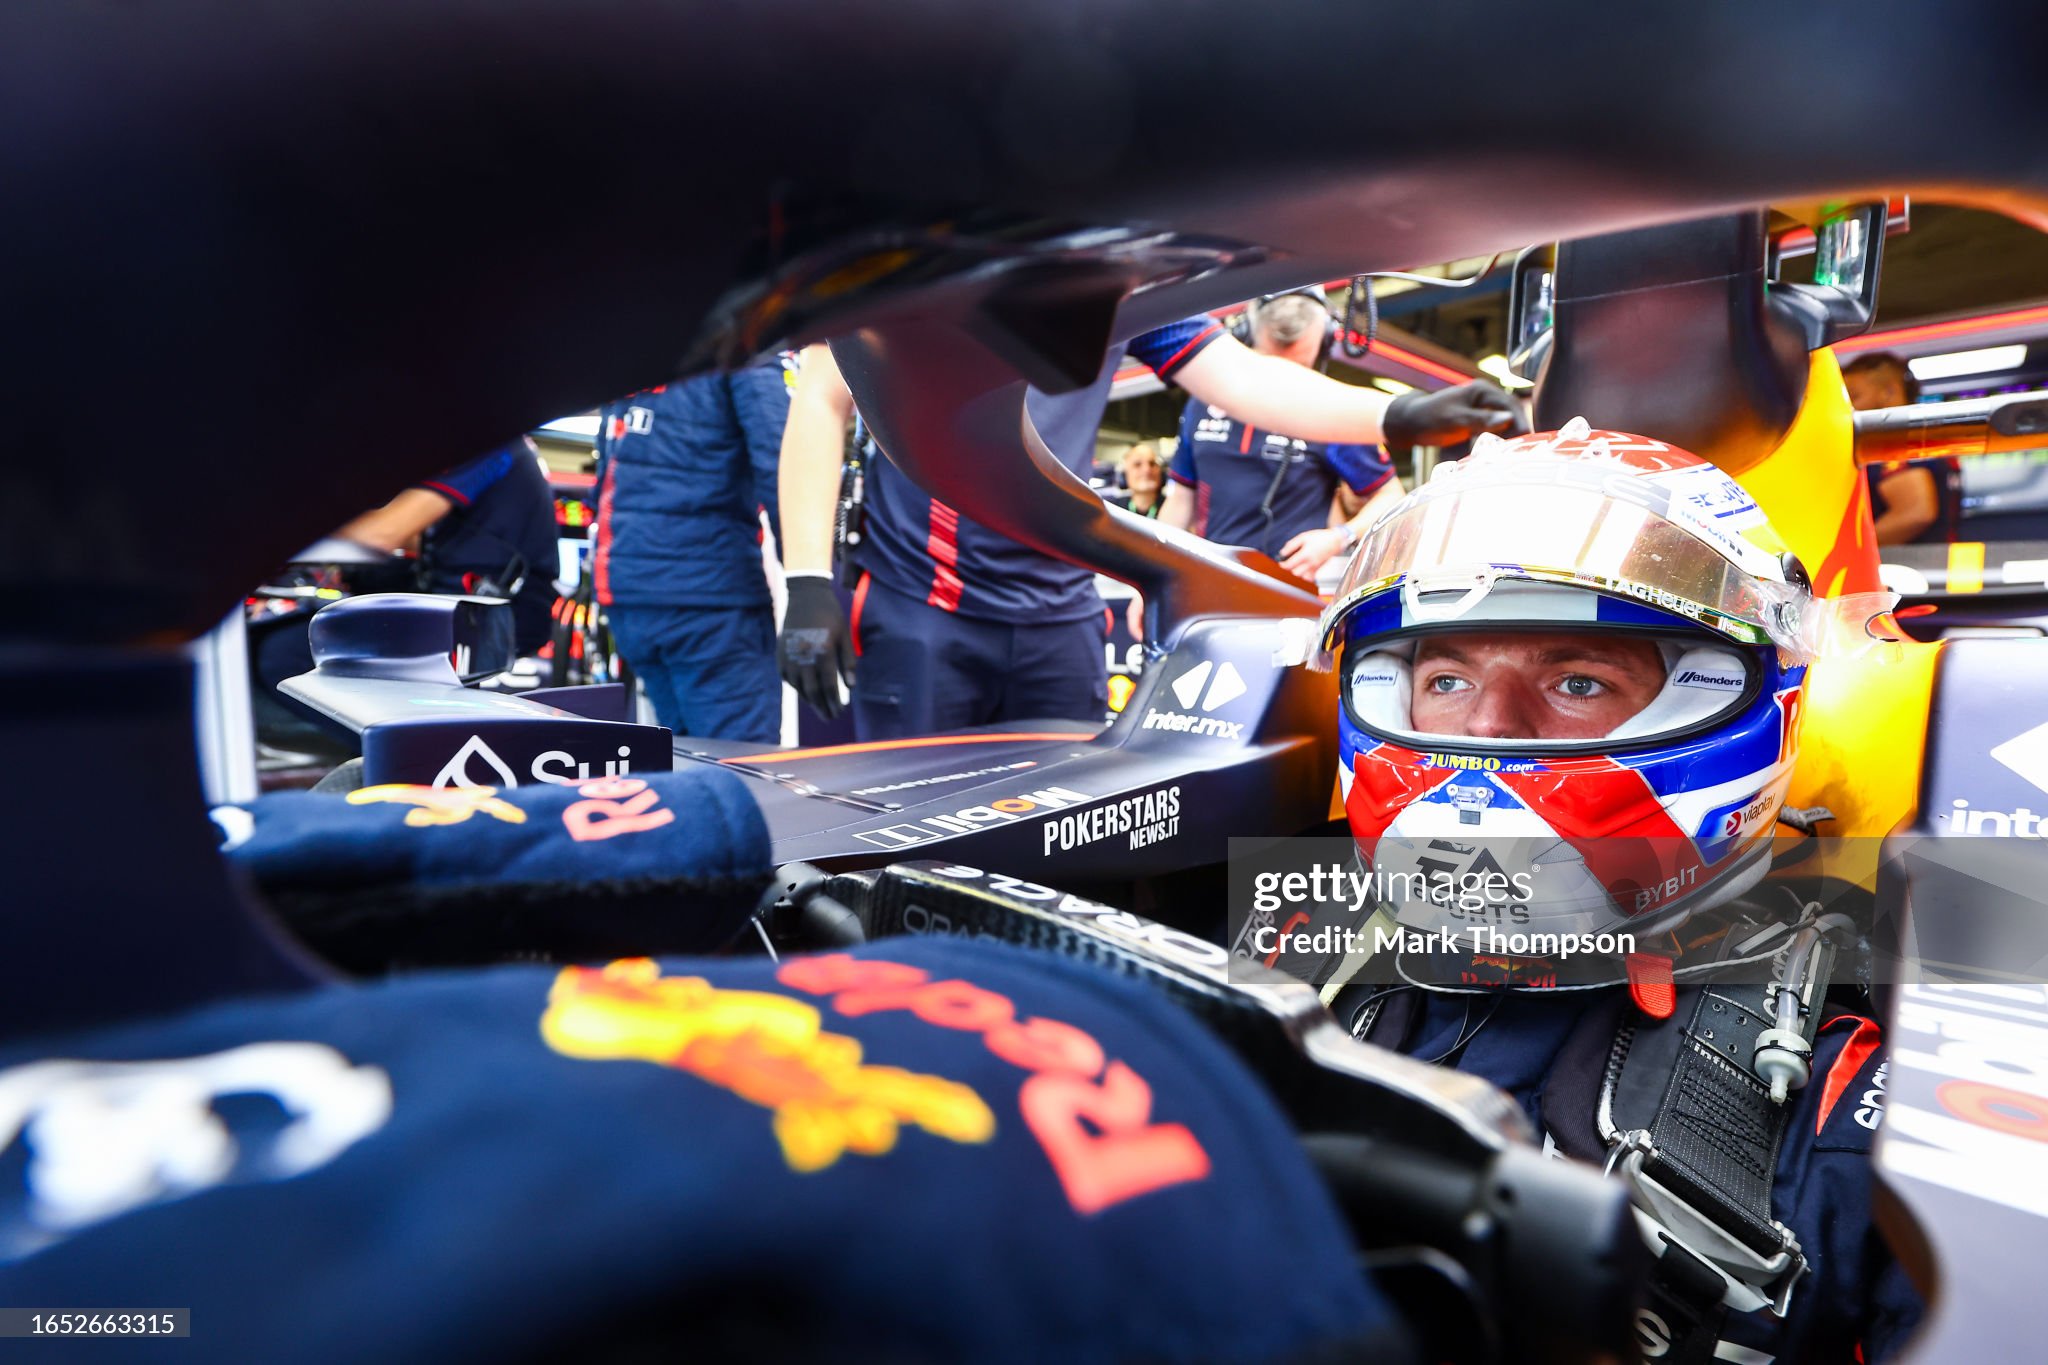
[
  {"left": 1812, "top": 467, "right": 1884, "bottom": 597},
  {"left": 1815, "top": 1015, "right": 1883, "bottom": 1135}
]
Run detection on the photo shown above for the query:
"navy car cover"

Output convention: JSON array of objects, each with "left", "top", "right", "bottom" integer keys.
[
  {"left": 0, "top": 938, "right": 1409, "bottom": 1363},
  {"left": 216, "top": 768, "right": 772, "bottom": 972}
]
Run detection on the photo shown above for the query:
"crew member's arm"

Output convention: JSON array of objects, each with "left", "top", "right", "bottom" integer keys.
[
  {"left": 1871, "top": 465, "right": 1939, "bottom": 545},
  {"left": 336, "top": 489, "right": 453, "bottom": 554},
  {"left": 777, "top": 344, "right": 853, "bottom": 575},
  {"left": 1157, "top": 406, "right": 1201, "bottom": 533},
  {"left": 734, "top": 354, "right": 797, "bottom": 548},
  {"left": 1158, "top": 482, "right": 1196, "bottom": 531},
  {"left": 775, "top": 343, "right": 859, "bottom": 717},
  {"left": 338, "top": 448, "right": 516, "bottom": 552},
  {"left": 1278, "top": 447, "right": 1405, "bottom": 578},
  {"left": 1173, "top": 333, "right": 1393, "bottom": 443},
  {"left": 1144, "top": 319, "right": 1524, "bottom": 448}
]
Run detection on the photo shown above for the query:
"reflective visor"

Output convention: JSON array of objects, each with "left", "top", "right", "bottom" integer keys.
[{"left": 1316, "top": 448, "right": 1805, "bottom": 663}]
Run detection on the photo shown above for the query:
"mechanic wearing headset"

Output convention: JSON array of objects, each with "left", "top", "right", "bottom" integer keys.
[
  {"left": 339, "top": 437, "right": 560, "bottom": 656},
  {"left": 1309, "top": 424, "right": 1920, "bottom": 1363},
  {"left": 1161, "top": 289, "right": 1402, "bottom": 578},
  {"left": 778, "top": 313, "right": 1522, "bottom": 739},
  {"left": 591, "top": 356, "right": 794, "bottom": 742}
]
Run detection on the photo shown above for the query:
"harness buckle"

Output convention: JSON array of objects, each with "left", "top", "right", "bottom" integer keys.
[{"left": 1610, "top": 1137, "right": 1807, "bottom": 1319}]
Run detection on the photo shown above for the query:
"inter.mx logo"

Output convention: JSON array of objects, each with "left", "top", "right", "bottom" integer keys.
[
  {"left": 1140, "top": 660, "right": 1249, "bottom": 740},
  {"left": 1945, "top": 717, "right": 2048, "bottom": 837}
]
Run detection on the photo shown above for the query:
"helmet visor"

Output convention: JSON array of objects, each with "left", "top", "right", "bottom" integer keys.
[
  {"left": 1343, "top": 628, "right": 1757, "bottom": 752},
  {"left": 1316, "top": 453, "right": 1805, "bottom": 663}
]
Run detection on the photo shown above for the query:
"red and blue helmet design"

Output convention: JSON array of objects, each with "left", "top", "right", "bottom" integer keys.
[{"left": 1316, "top": 423, "right": 1814, "bottom": 943}]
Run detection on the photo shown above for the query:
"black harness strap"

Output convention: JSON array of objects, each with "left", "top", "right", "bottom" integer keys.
[
  {"left": 1645, "top": 990, "right": 1791, "bottom": 1257},
  {"left": 1604, "top": 979, "right": 1822, "bottom": 1360}
]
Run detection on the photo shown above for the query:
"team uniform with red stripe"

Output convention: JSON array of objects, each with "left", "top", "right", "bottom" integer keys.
[
  {"left": 592, "top": 357, "right": 795, "bottom": 742},
  {"left": 1169, "top": 399, "right": 1391, "bottom": 557},
  {"left": 412, "top": 444, "right": 560, "bottom": 656},
  {"left": 846, "top": 317, "right": 1223, "bottom": 739}
]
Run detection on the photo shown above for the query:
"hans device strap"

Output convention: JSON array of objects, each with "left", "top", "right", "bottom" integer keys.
[{"left": 1601, "top": 966, "right": 1830, "bottom": 1362}]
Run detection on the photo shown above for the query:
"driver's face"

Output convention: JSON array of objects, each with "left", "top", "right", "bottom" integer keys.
[{"left": 1408, "top": 632, "right": 1666, "bottom": 740}]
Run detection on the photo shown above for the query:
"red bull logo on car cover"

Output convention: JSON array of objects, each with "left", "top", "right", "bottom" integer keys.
[
  {"left": 543, "top": 959, "right": 994, "bottom": 1173},
  {"left": 542, "top": 955, "right": 1212, "bottom": 1215},
  {"left": 350, "top": 776, "right": 678, "bottom": 843}
]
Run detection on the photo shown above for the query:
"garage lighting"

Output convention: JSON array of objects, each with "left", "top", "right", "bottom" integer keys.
[
  {"left": 538, "top": 413, "right": 602, "bottom": 438},
  {"left": 1907, "top": 345, "right": 2028, "bottom": 381},
  {"left": 1372, "top": 378, "right": 1415, "bottom": 395},
  {"left": 1477, "top": 354, "right": 1535, "bottom": 390}
]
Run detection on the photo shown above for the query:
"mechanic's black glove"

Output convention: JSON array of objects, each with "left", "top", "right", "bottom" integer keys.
[
  {"left": 778, "top": 574, "right": 856, "bottom": 720},
  {"left": 1381, "top": 379, "right": 1529, "bottom": 448}
]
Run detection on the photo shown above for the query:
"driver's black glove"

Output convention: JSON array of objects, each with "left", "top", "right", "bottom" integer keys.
[
  {"left": 1381, "top": 379, "right": 1529, "bottom": 447},
  {"left": 778, "top": 574, "right": 856, "bottom": 719}
]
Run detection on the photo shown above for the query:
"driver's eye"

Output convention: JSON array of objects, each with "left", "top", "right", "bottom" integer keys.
[
  {"left": 1424, "top": 674, "right": 1469, "bottom": 694},
  {"left": 1557, "top": 675, "right": 1605, "bottom": 698}
]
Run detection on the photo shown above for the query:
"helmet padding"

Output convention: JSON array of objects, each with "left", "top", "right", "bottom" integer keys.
[{"left": 1346, "top": 639, "right": 1749, "bottom": 746}]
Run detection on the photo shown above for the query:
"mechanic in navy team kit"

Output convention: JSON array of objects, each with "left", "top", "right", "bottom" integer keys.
[
  {"left": 1308, "top": 426, "right": 1920, "bottom": 1362},
  {"left": 777, "top": 312, "right": 1523, "bottom": 739},
  {"left": 339, "top": 437, "right": 560, "bottom": 656},
  {"left": 1161, "top": 290, "right": 1400, "bottom": 576},
  {"left": 591, "top": 356, "right": 794, "bottom": 743},
  {"left": 1844, "top": 351, "right": 1961, "bottom": 546}
]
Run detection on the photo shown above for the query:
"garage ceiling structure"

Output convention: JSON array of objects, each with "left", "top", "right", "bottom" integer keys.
[{"left": 1400, "top": 204, "right": 2048, "bottom": 361}]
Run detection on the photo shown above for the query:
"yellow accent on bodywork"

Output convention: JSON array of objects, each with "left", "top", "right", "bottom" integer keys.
[
  {"left": 1785, "top": 641, "right": 1940, "bottom": 886},
  {"left": 1947, "top": 542, "right": 1985, "bottom": 594},
  {"left": 1722, "top": 351, "right": 1941, "bottom": 882},
  {"left": 1723, "top": 350, "right": 1879, "bottom": 597}
]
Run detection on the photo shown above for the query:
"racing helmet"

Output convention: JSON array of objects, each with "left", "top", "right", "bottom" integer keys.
[{"left": 1316, "top": 420, "right": 1819, "bottom": 957}]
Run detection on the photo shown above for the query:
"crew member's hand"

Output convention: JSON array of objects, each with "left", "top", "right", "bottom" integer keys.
[
  {"left": 1381, "top": 379, "right": 1528, "bottom": 448},
  {"left": 1279, "top": 525, "right": 1353, "bottom": 580},
  {"left": 1126, "top": 594, "right": 1145, "bottom": 641},
  {"left": 778, "top": 575, "right": 855, "bottom": 719}
]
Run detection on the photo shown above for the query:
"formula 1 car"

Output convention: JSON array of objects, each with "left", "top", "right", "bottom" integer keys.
[{"left": 8, "top": 3, "right": 2048, "bottom": 1362}]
